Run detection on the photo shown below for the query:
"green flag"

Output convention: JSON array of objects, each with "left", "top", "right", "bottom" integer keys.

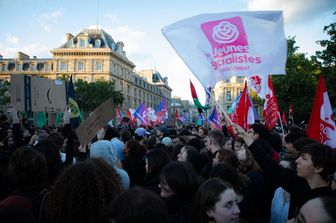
[{"left": 36, "top": 112, "right": 47, "bottom": 128}]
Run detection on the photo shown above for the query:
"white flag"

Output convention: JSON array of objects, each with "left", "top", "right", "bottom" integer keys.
[
  {"left": 162, "top": 11, "right": 287, "bottom": 87},
  {"left": 247, "top": 75, "right": 268, "bottom": 99}
]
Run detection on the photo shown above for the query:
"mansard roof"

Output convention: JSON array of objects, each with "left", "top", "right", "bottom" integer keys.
[{"left": 56, "top": 28, "right": 134, "bottom": 67}]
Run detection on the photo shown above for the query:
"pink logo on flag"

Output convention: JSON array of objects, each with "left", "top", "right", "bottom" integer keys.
[{"left": 201, "top": 17, "right": 248, "bottom": 58}]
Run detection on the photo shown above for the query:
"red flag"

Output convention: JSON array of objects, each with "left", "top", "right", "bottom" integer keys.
[
  {"left": 231, "top": 81, "right": 254, "bottom": 130},
  {"left": 289, "top": 102, "right": 294, "bottom": 117},
  {"left": 263, "top": 76, "right": 280, "bottom": 130},
  {"left": 281, "top": 111, "right": 288, "bottom": 126},
  {"left": 116, "top": 106, "right": 123, "bottom": 123},
  {"left": 307, "top": 76, "right": 336, "bottom": 148},
  {"left": 174, "top": 109, "right": 180, "bottom": 120}
]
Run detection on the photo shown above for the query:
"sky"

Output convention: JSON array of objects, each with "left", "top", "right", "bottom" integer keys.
[{"left": 0, "top": 0, "right": 334, "bottom": 102}]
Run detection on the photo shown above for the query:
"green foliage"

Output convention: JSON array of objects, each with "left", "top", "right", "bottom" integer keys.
[
  {"left": 56, "top": 74, "right": 71, "bottom": 82},
  {"left": 0, "top": 81, "right": 10, "bottom": 106},
  {"left": 249, "top": 90, "right": 263, "bottom": 106},
  {"left": 74, "top": 79, "right": 124, "bottom": 112},
  {"left": 315, "top": 11, "right": 336, "bottom": 105},
  {"left": 273, "top": 37, "right": 319, "bottom": 122}
]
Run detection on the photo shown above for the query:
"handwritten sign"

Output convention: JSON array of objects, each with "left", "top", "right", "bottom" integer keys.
[{"left": 75, "top": 98, "right": 115, "bottom": 145}]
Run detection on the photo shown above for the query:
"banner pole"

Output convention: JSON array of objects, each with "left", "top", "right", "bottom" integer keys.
[{"left": 278, "top": 111, "right": 285, "bottom": 135}]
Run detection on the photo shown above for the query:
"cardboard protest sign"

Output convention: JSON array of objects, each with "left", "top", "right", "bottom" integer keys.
[{"left": 75, "top": 98, "right": 115, "bottom": 145}]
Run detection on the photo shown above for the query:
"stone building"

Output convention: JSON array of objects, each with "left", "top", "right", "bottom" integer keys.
[{"left": 0, "top": 28, "right": 171, "bottom": 111}]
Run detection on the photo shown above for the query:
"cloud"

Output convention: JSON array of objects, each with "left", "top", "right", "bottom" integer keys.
[
  {"left": 88, "top": 25, "right": 147, "bottom": 55},
  {"left": 247, "top": 0, "right": 334, "bottom": 23},
  {"left": 104, "top": 14, "right": 120, "bottom": 24},
  {"left": 33, "top": 9, "right": 63, "bottom": 32},
  {"left": 0, "top": 42, "right": 49, "bottom": 58},
  {"left": 6, "top": 34, "right": 19, "bottom": 44}
]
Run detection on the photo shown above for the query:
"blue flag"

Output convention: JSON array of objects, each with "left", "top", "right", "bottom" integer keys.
[
  {"left": 208, "top": 106, "right": 221, "bottom": 129},
  {"left": 133, "top": 103, "right": 149, "bottom": 126}
]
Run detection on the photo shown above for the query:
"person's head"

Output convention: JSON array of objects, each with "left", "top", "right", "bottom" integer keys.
[
  {"left": 159, "top": 161, "right": 200, "bottom": 198},
  {"left": 47, "top": 132, "right": 64, "bottom": 151},
  {"left": 295, "top": 143, "right": 336, "bottom": 183},
  {"left": 120, "top": 129, "right": 132, "bottom": 143},
  {"left": 105, "top": 187, "right": 167, "bottom": 223},
  {"left": 294, "top": 196, "right": 336, "bottom": 223},
  {"left": 292, "top": 138, "right": 317, "bottom": 154},
  {"left": 192, "top": 178, "right": 240, "bottom": 223},
  {"left": 284, "top": 131, "right": 305, "bottom": 155},
  {"left": 45, "top": 158, "right": 122, "bottom": 223},
  {"left": 223, "top": 137, "right": 233, "bottom": 150},
  {"left": 90, "top": 140, "right": 119, "bottom": 167},
  {"left": 161, "top": 137, "right": 173, "bottom": 148},
  {"left": 266, "top": 132, "right": 283, "bottom": 153},
  {"left": 213, "top": 149, "right": 240, "bottom": 170},
  {"left": 124, "top": 139, "right": 146, "bottom": 158},
  {"left": 177, "top": 145, "right": 207, "bottom": 172},
  {"left": 186, "top": 137, "right": 205, "bottom": 152},
  {"left": 198, "top": 127, "right": 208, "bottom": 137},
  {"left": 157, "top": 126, "right": 168, "bottom": 138},
  {"left": 237, "top": 148, "right": 259, "bottom": 173},
  {"left": 206, "top": 130, "right": 225, "bottom": 154},
  {"left": 104, "top": 127, "right": 120, "bottom": 140},
  {"left": 248, "top": 123, "right": 269, "bottom": 141},
  {"left": 145, "top": 149, "right": 170, "bottom": 177},
  {"left": 33, "top": 140, "right": 62, "bottom": 184},
  {"left": 134, "top": 128, "right": 150, "bottom": 141},
  {"left": 210, "top": 163, "right": 249, "bottom": 196},
  {"left": 7, "top": 147, "right": 47, "bottom": 192}
]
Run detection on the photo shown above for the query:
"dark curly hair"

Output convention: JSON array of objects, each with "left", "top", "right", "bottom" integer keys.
[
  {"left": 105, "top": 187, "right": 168, "bottom": 223},
  {"left": 7, "top": 146, "right": 47, "bottom": 192},
  {"left": 44, "top": 158, "right": 122, "bottom": 223}
]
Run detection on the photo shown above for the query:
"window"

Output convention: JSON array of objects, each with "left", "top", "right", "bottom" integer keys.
[
  {"left": 31, "top": 64, "right": 36, "bottom": 71},
  {"left": 15, "top": 64, "right": 21, "bottom": 71},
  {"left": 60, "top": 62, "right": 67, "bottom": 71},
  {"left": 79, "top": 39, "right": 86, "bottom": 47},
  {"left": 119, "top": 81, "right": 123, "bottom": 91},
  {"left": 226, "top": 90, "right": 232, "bottom": 101},
  {"left": 67, "top": 40, "right": 73, "bottom": 48},
  {"left": 45, "top": 64, "right": 51, "bottom": 71},
  {"left": 225, "top": 77, "right": 231, "bottom": 83},
  {"left": 94, "top": 39, "right": 101, "bottom": 48},
  {"left": 237, "top": 76, "right": 245, "bottom": 83},
  {"left": 95, "top": 61, "right": 102, "bottom": 71},
  {"left": 127, "top": 85, "right": 130, "bottom": 94},
  {"left": 77, "top": 61, "right": 85, "bottom": 71}
]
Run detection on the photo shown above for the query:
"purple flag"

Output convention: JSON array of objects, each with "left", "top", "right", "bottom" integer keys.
[
  {"left": 133, "top": 103, "right": 149, "bottom": 126},
  {"left": 208, "top": 106, "right": 221, "bottom": 129}
]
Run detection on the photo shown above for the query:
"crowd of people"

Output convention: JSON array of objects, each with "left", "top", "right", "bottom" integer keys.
[{"left": 0, "top": 107, "right": 335, "bottom": 223}]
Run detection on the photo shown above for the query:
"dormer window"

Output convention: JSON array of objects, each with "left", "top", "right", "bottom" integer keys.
[
  {"left": 94, "top": 39, "right": 101, "bottom": 48},
  {"left": 67, "top": 40, "right": 74, "bottom": 48},
  {"left": 79, "top": 39, "right": 86, "bottom": 47}
]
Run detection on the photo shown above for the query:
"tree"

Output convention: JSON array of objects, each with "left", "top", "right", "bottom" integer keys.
[
  {"left": 0, "top": 81, "right": 10, "bottom": 106},
  {"left": 273, "top": 37, "right": 319, "bottom": 123},
  {"left": 315, "top": 11, "right": 336, "bottom": 105},
  {"left": 75, "top": 79, "right": 124, "bottom": 112}
]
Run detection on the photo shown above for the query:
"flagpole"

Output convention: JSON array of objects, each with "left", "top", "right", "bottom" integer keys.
[
  {"left": 214, "top": 99, "right": 233, "bottom": 125},
  {"left": 278, "top": 111, "right": 285, "bottom": 136}
]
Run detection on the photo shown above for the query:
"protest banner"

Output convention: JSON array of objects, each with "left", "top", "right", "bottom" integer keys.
[{"left": 75, "top": 98, "right": 115, "bottom": 145}]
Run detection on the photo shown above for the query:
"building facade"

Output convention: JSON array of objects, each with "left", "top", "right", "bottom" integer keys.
[{"left": 0, "top": 28, "right": 171, "bottom": 111}]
